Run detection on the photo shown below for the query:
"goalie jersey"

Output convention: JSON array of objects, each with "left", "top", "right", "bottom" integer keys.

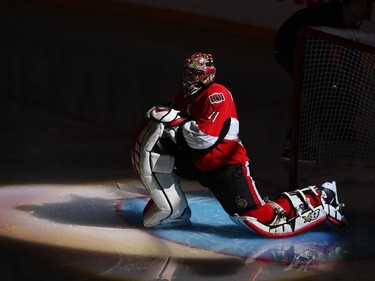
[{"left": 175, "top": 83, "right": 249, "bottom": 172}]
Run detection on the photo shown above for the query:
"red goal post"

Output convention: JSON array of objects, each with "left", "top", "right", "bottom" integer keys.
[{"left": 289, "top": 26, "right": 375, "bottom": 189}]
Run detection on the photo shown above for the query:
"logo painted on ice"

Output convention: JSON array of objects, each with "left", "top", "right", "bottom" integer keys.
[
  {"left": 209, "top": 92, "right": 225, "bottom": 104},
  {"left": 303, "top": 209, "right": 321, "bottom": 223}
]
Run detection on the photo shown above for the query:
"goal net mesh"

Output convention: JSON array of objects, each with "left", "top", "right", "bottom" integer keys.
[{"left": 291, "top": 27, "right": 375, "bottom": 186}]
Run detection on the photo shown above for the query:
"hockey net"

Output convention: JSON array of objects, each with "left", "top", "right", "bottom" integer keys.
[{"left": 289, "top": 27, "right": 375, "bottom": 188}]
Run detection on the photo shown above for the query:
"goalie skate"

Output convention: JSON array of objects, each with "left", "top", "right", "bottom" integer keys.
[{"left": 318, "top": 181, "right": 347, "bottom": 228}]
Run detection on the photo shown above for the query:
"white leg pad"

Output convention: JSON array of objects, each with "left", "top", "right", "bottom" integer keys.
[
  {"left": 143, "top": 173, "right": 189, "bottom": 227},
  {"left": 131, "top": 120, "right": 190, "bottom": 227},
  {"left": 230, "top": 203, "right": 326, "bottom": 238},
  {"left": 229, "top": 185, "right": 330, "bottom": 238}
]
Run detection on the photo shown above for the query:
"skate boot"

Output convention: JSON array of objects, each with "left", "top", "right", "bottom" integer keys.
[{"left": 318, "top": 181, "right": 347, "bottom": 227}]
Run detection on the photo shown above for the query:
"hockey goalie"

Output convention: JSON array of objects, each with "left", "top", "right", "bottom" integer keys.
[{"left": 130, "top": 52, "right": 347, "bottom": 238}]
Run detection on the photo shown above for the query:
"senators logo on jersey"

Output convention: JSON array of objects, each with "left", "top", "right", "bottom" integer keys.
[{"left": 209, "top": 92, "right": 225, "bottom": 104}]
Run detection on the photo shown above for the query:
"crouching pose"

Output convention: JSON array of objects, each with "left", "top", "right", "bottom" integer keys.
[{"left": 130, "top": 52, "right": 347, "bottom": 238}]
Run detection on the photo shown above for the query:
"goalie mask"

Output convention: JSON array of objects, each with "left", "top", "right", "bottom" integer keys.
[{"left": 181, "top": 52, "right": 216, "bottom": 96}]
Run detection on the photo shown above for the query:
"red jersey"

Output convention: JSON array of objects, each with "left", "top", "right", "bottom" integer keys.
[{"left": 174, "top": 83, "right": 249, "bottom": 172}]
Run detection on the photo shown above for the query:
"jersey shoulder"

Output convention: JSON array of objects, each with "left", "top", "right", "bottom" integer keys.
[
  {"left": 203, "top": 83, "right": 232, "bottom": 105},
  {"left": 207, "top": 83, "right": 229, "bottom": 93}
]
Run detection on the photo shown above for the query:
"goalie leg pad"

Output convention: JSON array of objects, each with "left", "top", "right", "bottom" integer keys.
[
  {"left": 131, "top": 120, "right": 190, "bottom": 227},
  {"left": 143, "top": 198, "right": 191, "bottom": 228},
  {"left": 230, "top": 182, "right": 347, "bottom": 237},
  {"left": 142, "top": 172, "right": 190, "bottom": 227},
  {"left": 292, "top": 182, "right": 347, "bottom": 227},
  {"left": 230, "top": 205, "right": 326, "bottom": 238},
  {"left": 230, "top": 186, "right": 328, "bottom": 238}
]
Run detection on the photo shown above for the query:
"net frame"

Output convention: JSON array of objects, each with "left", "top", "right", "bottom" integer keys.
[{"left": 289, "top": 26, "right": 375, "bottom": 189}]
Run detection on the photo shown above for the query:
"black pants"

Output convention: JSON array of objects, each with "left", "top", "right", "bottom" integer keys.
[{"left": 197, "top": 163, "right": 262, "bottom": 216}]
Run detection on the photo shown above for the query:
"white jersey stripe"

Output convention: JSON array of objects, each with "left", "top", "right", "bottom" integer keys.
[{"left": 182, "top": 121, "right": 218, "bottom": 149}]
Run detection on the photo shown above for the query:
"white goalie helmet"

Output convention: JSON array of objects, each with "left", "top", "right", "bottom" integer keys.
[{"left": 181, "top": 52, "right": 216, "bottom": 96}]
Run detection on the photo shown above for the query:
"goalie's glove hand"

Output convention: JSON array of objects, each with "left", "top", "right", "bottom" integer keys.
[{"left": 146, "top": 106, "right": 186, "bottom": 127}]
